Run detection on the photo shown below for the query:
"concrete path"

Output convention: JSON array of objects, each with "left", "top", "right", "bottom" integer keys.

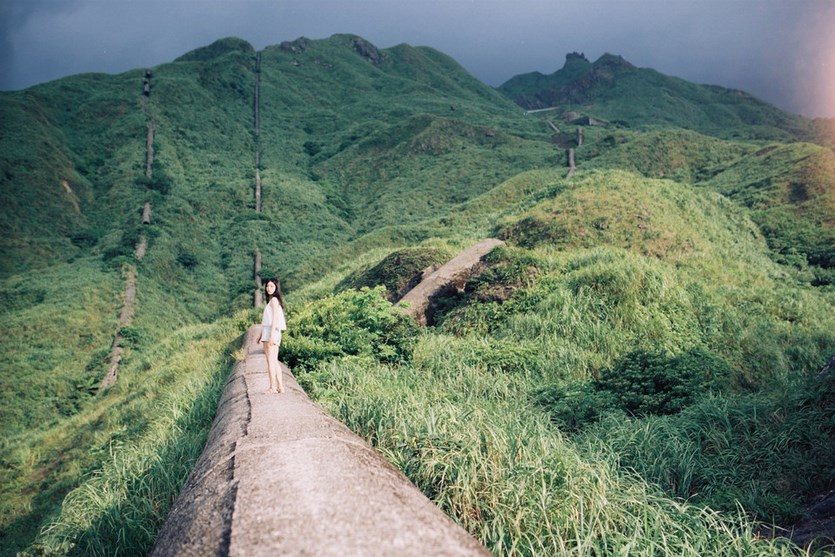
[
  {"left": 398, "top": 238, "right": 504, "bottom": 325},
  {"left": 150, "top": 326, "right": 489, "bottom": 556}
]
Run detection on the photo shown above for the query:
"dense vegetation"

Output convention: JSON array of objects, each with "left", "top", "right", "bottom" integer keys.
[{"left": 1, "top": 34, "right": 833, "bottom": 556}]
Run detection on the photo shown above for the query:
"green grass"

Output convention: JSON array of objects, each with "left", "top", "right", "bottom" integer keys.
[
  {"left": 3, "top": 32, "right": 835, "bottom": 556},
  {"left": 700, "top": 142, "right": 835, "bottom": 279},
  {"left": 583, "top": 127, "right": 755, "bottom": 182},
  {"left": 579, "top": 379, "right": 835, "bottom": 524},
  {"left": 0, "top": 259, "right": 121, "bottom": 434},
  {"left": 285, "top": 169, "right": 835, "bottom": 553},
  {"left": 2, "top": 317, "right": 247, "bottom": 557},
  {"left": 498, "top": 52, "right": 812, "bottom": 141},
  {"left": 298, "top": 333, "right": 829, "bottom": 555}
]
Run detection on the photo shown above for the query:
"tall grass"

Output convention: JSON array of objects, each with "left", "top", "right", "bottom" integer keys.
[
  {"left": 3, "top": 31, "right": 835, "bottom": 557},
  {"left": 291, "top": 213, "right": 834, "bottom": 555},
  {"left": 9, "top": 317, "right": 246, "bottom": 557},
  {"left": 579, "top": 382, "right": 835, "bottom": 524},
  {"left": 301, "top": 341, "right": 819, "bottom": 555}
]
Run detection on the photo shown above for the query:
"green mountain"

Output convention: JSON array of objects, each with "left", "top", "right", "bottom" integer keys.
[
  {"left": 498, "top": 52, "right": 811, "bottom": 141},
  {"left": 1, "top": 36, "right": 834, "bottom": 556}
]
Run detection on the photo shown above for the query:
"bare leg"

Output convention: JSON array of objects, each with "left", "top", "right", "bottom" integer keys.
[
  {"left": 276, "top": 346, "right": 284, "bottom": 394},
  {"left": 263, "top": 342, "right": 278, "bottom": 393}
]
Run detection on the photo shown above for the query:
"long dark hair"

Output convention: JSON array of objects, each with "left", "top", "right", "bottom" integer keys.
[{"left": 264, "top": 277, "right": 284, "bottom": 307}]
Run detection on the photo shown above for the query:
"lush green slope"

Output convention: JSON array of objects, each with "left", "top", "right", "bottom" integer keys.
[
  {"left": 0, "top": 34, "right": 559, "bottom": 554},
  {"left": 498, "top": 52, "right": 811, "bottom": 141},
  {"left": 1, "top": 34, "right": 834, "bottom": 556},
  {"left": 701, "top": 142, "right": 835, "bottom": 280},
  {"left": 582, "top": 128, "right": 835, "bottom": 284},
  {"left": 256, "top": 35, "right": 555, "bottom": 287},
  {"left": 288, "top": 169, "right": 835, "bottom": 554},
  {"left": 0, "top": 73, "right": 142, "bottom": 273}
]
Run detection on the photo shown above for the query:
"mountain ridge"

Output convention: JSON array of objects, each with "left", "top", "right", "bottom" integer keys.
[
  {"left": 498, "top": 51, "right": 812, "bottom": 141},
  {"left": 1, "top": 34, "right": 834, "bottom": 556}
]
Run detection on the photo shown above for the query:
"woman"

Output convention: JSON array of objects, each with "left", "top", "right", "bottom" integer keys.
[{"left": 261, "top": 278, "right": 287, "bottom": 394}]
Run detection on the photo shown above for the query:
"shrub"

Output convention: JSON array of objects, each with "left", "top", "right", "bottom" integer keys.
[
  {"left": 176, "top": 251, "right": 198, "bottom": 270},
  {"left": 118, "top": 325, "right": 146, "bottom": 347},
  {"left": 598, "top": 347, "right": 732, "bottom": 416},
  {"left": 282, "top": 286, "right": 418, "bottom": 371},
  {"left": 102, "top": 227, "right": 142, "bottom": 264},
  {"left": 537, "top": 347, "right": 734, "bottom": 432},
  {"left": 435, "top": 247, "right": 542, "bottom": 334},
  {"left": 338, "top": 246, "right": 452, "bottom": 302},
  {"left": 303, "top": 140, "right": 322, "bottom": 156},
  {"left": 534, "top": 381, "right": 619, "bottom": 431},
  {"left": 497, "top": 214, "right": 568, "bottom": 249},
  {"left": 70, "top": 227, "right": 102, "bottom": 248},
  {"left": 135, "top": 174, "right": 172, "bottom": 195}
]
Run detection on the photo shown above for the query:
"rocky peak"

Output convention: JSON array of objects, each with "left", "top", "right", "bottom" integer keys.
[
  {"left": 352, "top": 37, "right": 387, "bottom": 66},
  {"left": 593, "top": 53, "right": 635, "bottom": 72},
  {"left": 174, "top": 37, "right": 254, "bottom": 62},
  {"left": 280, "top": 37, "right": 312, "bottom": 54},
  {"left": 563, "top": 52, "right": 590, "bottom": 68}
]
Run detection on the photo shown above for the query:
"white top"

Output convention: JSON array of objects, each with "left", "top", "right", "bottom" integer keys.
[{"left": 261, "top": 298, "right": 287, "bottom": 331}]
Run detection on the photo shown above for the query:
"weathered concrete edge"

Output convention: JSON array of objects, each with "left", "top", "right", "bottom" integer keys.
[
  {"left": 151, "top": 327, "right": 490, "bottom": 556},
  {"left": 398, "top": 238, "right": 505, "bottom": 324},
  {"left": 149, "top": 327, "right": 258, "bottom": 557}
]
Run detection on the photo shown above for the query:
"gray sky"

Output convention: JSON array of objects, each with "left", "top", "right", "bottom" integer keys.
[{"left": 1, "top": 0, "right": 833, "bottom": 118}]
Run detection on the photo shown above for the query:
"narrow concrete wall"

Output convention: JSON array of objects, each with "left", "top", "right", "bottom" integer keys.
[
  {"left": 100, "top": 266, "right": 138, "bottom": 390},
  {"left": 254, "top": 169, "right": 261, "bottom": 214},
  {"left": 566, "top": 147, "right": 576, "bottom": 179},
  {"left": 146, "top": 120, "right": 156, "bottom": 179},
  {"left": 253, "top": 248, "right": 262, "bottom": 308},
  {"left": 398, "top": 238, "right": 504, "bottom": 326},
  {"left": 151, "top": 327, "right": 489, "bottom": 556},
  {"left": 254, "top": 52, "right": 261, "bottom": 138},
  {"left": 252, "top": 51, "right": 263, "bottom": 307},
  {"left": 142, "top": 201, "right": 152, "bottom": 225}
]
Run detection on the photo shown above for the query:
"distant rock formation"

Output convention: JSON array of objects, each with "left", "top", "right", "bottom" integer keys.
[
  {"left": 280, "top": 37, "right": 311, "bottom": 53},
  {"left": 352, "top": 37, "right": 387, "bottom": 65},
  {"left": 500, "top": 52, "right": 636, "bottom": 110},
  {"left": 564, "top": 51, "right": 590, "bottom": 65}
]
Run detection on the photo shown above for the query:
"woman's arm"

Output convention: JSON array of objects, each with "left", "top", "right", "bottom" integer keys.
[{"left": 269, "top": 297, "right": 280, "bottom": 344}]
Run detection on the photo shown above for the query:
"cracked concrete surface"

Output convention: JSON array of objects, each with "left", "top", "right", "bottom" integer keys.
[{"left": 150, "top": 326, "right": 489, "bottom": 556}]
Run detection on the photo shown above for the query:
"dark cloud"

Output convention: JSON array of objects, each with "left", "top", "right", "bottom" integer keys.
[{"left": 1, "top": 0, "right": 832, "bottom": 118}]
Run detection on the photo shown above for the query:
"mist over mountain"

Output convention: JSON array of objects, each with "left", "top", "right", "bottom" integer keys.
[{"left": 1, "top": 35, "right": 834, "bottom": 556}]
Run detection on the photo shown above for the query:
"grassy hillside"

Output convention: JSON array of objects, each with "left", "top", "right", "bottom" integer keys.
[
  {"left": 256, "top": 35, "right": 555, "bottom": 287},
  {"left": 701, "top": 142, "right": 835, "bottom": 283},
  {"left": 0, "top": 74, "right": 143, "bottom": 273},
  {"left": 498, "top": 52, "right": 812, "bottom": 141},
  {"left": 0, "top": 34, "right": 558, "bottom": 554},
  {"left": 1, "top": 34, "right": 834, "bottom": 555},
  {"left": 582, "top": 128, "right": 835, "bottom": 285},
  {"left": 287, "top": 170, "right": 835, "bottom": 554}
]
